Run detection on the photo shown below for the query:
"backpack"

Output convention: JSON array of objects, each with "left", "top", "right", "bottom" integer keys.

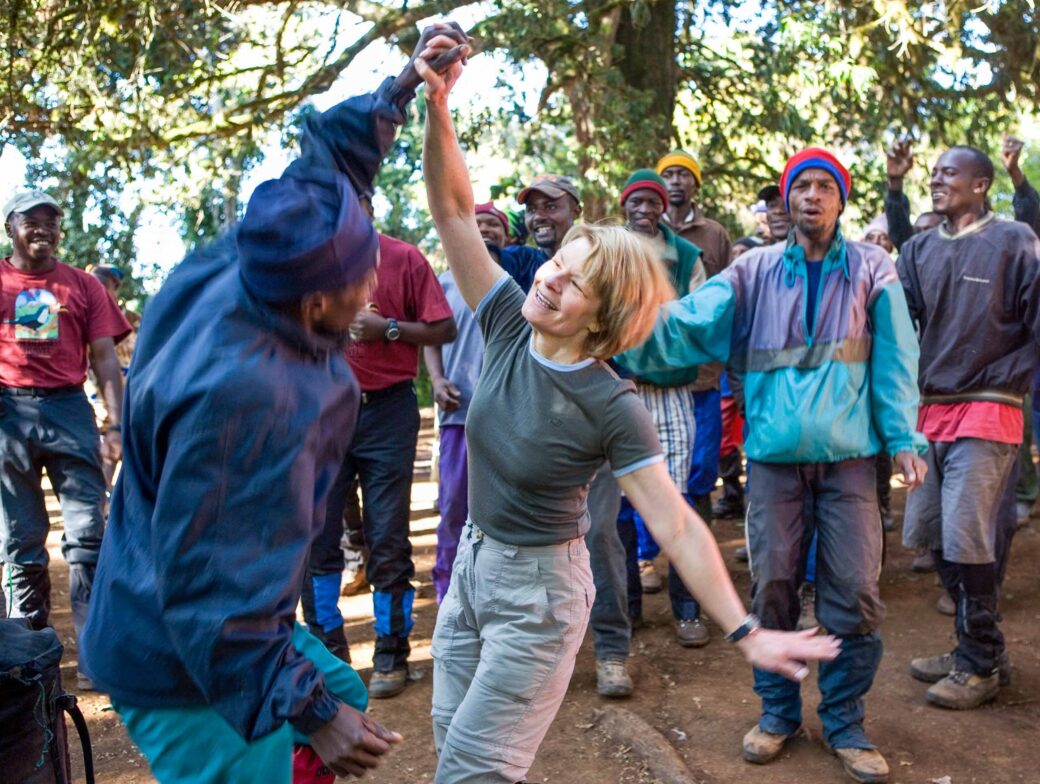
[{"left": 0, "top": 619, "right": 95, "bottom": 784}]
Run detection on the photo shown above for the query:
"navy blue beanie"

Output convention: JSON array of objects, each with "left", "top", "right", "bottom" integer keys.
[{"left": 237, "top": 165, "right": 378, "bottom": 303}]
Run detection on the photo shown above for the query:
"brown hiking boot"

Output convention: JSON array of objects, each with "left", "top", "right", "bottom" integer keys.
[
  {"left": 676, "top": 618, "right": 710, "bottom": 648},
  {"left": 910, "top": 653, "right": 955, "bottom": 683},
  {"left": 926, "top": 669, "right": 999, "bottom": 710},
  {"left": 935, "top": 592, "right": 955, "bottom": 616},
  {"left": 742, "top": 724, "right": 799, "bottom": 764},
  {"left": 368, "top": 668, "right": 408, "bottom": 699},
  {"left": 911, "top": 652, "right": 1011, "bottom": 686},
  {"left": 829, "top": 746, "right": 890, "bottom": 783},
  {"left": 596, "top": 657, "right": 633, "bottom": 698}
]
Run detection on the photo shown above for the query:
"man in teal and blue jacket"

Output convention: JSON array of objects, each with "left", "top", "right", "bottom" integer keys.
[{"left": 617, "top": 148, "right": 928, "bottom": 784}]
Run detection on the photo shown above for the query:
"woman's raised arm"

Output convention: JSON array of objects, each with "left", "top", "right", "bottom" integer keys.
[{"left": 417, "top": 48, "right": 505, "bottom": 310}]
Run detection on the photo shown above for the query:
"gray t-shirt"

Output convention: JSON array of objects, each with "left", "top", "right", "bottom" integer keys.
[{"left": 466, "top": 275, "right": 663, "bottom": 546}]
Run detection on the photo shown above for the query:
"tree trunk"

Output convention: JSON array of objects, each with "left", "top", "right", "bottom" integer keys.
[{"left": 614, "top": 0, "right": 678, "bottom": 152}]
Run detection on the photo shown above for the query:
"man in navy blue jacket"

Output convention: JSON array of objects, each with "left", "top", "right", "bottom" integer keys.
[{"left": 80, "top": 25, "right": 469, "bottom": 783}]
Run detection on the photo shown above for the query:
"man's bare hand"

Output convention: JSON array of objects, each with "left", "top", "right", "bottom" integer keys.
[
  {"left": 101, "top": 429, "right": 122, "bottom": 464},
  {"left": 1002, "top": 133, "right": 1025, "bottom": 187},
  {"left": 396, "top": 22, "right": 470, "bottom": 91},
  {"left": 348, "top": 309, "right": 388, "bottom": 343},
  {"left": 894, "top": 449, "right": 927, "bottom": 492},
  {"left": 432, "top": 376, "right": 462, "bottom": 411},
  {"left": 886, "top": 139, "right": 913, "bottom": 183},
  {"left": 310, "top": 704, "right": 402, "bottom": 778}
]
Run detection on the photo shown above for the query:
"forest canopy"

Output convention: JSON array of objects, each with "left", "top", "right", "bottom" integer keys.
[{"left": 2, "top": 0, "right": 1038, "bottom": 284}]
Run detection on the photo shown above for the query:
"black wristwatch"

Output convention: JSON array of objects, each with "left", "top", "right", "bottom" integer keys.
[
  {"left": 384, "top": 318, "right": 401, "bottom": 342},
  {"left": 725, "top": 613, "right": 761, "bottom": 644}
]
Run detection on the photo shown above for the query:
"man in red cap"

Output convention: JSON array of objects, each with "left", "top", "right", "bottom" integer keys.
[{"left": 617, "top": 147, "right": 928, "bottom": 784}]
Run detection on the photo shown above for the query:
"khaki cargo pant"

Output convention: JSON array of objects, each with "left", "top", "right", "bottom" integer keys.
[{"left": 431, "top": 522, "right": 594, "bottom": 783}]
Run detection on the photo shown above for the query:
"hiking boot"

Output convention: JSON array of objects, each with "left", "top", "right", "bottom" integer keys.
[
  {"left": 75, "top": 672, "right": 97, "bottom": 692},
  {"left": 881, "top": 511, "right": 896, "bottom": 532},
  {"left": 828, "top": 745, "right": 890, "bottom": 783},
  {"left": 368, "top": 668, "right": 408, "bottom": 699},
  {"left": 340, "top": 566, "right": 369, "bottom": 597},
  {"left": 797, "top": 583, "right": 817, "bottom": 631},
  {"left": 910, "top": 551, "right": 935, "bottom": 573},
  {"left": 926, "top": 669, "right": 999, "bottom": 710},
  {"left": 712, "top": 497, "right": 744, "bottom": 519},
  {"left": 639, "top": 560, "right": 662, "bottom": 593},
  {"left": 742, "top": 724, "right": 799, "bottom": 764},
  {"left": 911, "top": 652, "right": 1011, "bottom": 686},
  {"left": 910, "top": 652, "right": 955, "bottom": 683},
  {"left": 935, "top": 593, "right": 955, "bottom": 616},
  {"left": 596, "top": 657, "right": 633, "bottom": 698},
  {"left": 735, "top": 545, "right": 749, "bottom": 563},
  {"left": 675, "top": 618, "right": 710, "bottom": 648}
]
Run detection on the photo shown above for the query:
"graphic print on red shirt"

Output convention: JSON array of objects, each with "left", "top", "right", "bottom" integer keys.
[{"left": 0, "top": 258, "right": 131, "bottom": 388}]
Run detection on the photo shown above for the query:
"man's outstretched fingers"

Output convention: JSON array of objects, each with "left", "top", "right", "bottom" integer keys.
[{"left": 366, "top": 717, "right": 403, "bottom": 744}]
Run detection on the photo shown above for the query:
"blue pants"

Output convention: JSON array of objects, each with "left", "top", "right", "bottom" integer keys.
[
  {"left": 686, "top": 389, "right": 722, "bottom": 499},
  {"left": 747, "top": 458, "right": 884, "bottom": 749},
  {"left": 0, "top": 389, "right": 105, "bottom": 642},
  {"left": 621, "top": 496, "right": 702, "bottom": 622},
  {"left": 117, "top": 623, "right": 368, "bottom": 783},
  {"left": 305, "top": 382, "right": 418, "bottom": 672}
]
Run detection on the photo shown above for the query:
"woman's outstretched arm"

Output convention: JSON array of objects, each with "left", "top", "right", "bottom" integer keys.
[{"left": 418, "top": 47, "right": 505, "bottom": 310}]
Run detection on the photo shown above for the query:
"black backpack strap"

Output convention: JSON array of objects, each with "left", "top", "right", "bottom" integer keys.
[{"left": 57, "top": 693, "right": 95, "bottom": 784}]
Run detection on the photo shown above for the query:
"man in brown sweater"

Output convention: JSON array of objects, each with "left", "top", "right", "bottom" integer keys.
[{"left": 656, "top": 149, "right": 732, "bottom": 277}]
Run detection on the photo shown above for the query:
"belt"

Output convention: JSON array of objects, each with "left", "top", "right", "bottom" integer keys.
[
  {"left": 0, "top": 384, "right": 84, "bottom": 398},
  {"left": 922, "top": 390, "right": 1025, "bottom": 408},
  {"left": 360, "top": 380, "right": 413, "bottom": 405}
]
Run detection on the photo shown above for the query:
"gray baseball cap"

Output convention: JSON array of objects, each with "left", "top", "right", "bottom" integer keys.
[
  {"left": 517, "top": 174, "right": 581, "bottom": 206},
  {"left": 3, "top": 190, "right": 63, "bottom": 219}
]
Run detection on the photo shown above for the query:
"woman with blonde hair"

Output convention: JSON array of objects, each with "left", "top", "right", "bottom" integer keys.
[{"left": 415, "top": 31, "right": 839, "bottom": 784}]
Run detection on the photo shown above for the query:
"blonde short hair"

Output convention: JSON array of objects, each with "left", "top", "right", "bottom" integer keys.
[{"left": 561, "top": 223, "right": 675, "bottom": 360}]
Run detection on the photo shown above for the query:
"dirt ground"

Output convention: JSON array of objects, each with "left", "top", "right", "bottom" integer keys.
[{"left": 46, "top": 414, "right": 1040, "bottom": 784}]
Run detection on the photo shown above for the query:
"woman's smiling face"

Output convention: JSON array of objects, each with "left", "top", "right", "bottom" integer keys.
[{"left": 521, "top": 236, "right": 602, "bottom": 343}]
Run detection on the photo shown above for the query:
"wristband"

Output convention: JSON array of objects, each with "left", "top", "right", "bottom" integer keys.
[{"left": 725, "top": 613, "right": 761, "bottom": 644}]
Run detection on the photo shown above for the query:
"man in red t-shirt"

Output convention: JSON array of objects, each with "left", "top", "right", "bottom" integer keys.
[
  {"left": 0, "top": 191, "right": 130, "bottom": 688},
  {"left": 302, "top": 223, "right": 455, "bottom": 699}
]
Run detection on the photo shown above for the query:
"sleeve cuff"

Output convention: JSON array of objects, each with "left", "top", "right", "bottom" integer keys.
[
  {"left": 377, "top": 76, "right": 417, "bottom": 116},
  {"left": 290, "top": 687, "right": 343, "bottom": 736},
  {"left": 612, "top": 454, "right": 665, "bottom": 478},
  {"left": 886, "top": 432, "right": 928, "bottom": 457}
]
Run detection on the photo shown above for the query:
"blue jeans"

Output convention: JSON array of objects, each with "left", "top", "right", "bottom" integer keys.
[
  {"left": 305, "top": 382, "right": 419, "bottom": 672},
  {"left": 747, "top": 458, "right": 884, "bottom": 749}
]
